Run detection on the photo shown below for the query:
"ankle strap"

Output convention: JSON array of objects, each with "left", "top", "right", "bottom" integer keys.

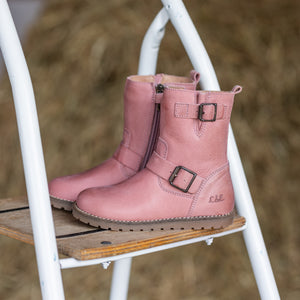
[
  {"left": 147, "top": 151, "right": 204, "bottom": 194},
  {"left": 114, "top": 144, "right": 143, "bottom": 172}
]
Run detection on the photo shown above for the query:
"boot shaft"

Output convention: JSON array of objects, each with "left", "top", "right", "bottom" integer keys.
[
  {"left": 155, "top": 85, "right": 242, "bottom": 177},
  {"left": 115, "top": 71, "right": 200, "bottom": 171}
]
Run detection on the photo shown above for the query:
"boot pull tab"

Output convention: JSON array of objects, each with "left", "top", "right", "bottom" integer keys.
[
  {"left": 232, "top": 85, "right": 242, "bottom": 94},
  {"left": 190, "top": 70, "right": 201, "bottom": 84}
]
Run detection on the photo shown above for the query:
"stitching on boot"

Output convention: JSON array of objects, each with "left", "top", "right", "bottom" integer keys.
[
  {"left": 157, "top": 177, "right": 193, "bottom": 198},
  {"left": 187, "top": 163, "right": 230, "bottom": 217},
  {"left": 194, "top": 92, "right": 207, "bottom": 137},
  {"left": 123, "top": 128, "right": 131, "bottom": 146},
  {"left": 223, "top": 106, "right": 228, "bottom": 119},
  {"left": 174, "top": 103, "right": 189, "bottom": 118},
  {"left": 194, "top": 120, "right": 208, "bottom": 138},
  {"left": 118, "top": 162, "right": 136, "bottom": 179},
  {"left": 151, "top": 81, "right": 158, "bottom": 103},
  {"left": 75, "top": 204, "right": 232, "bottom": 224},
  {"left": 50, "top": 195, "right": 73, "bottom": 203},
  {"left": 156, "top": 137, "right": 168, "bottom": 159}
]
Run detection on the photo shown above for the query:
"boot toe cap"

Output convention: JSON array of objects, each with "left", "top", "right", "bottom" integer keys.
[
  {"left": 76, "top": 188, "right": 102, "bottom": 215},
  {"left": 49, "top": 176, "right": 79, "bottom": 202}
]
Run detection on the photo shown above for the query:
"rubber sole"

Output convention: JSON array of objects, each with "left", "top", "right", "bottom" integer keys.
[
  {"left": 72, "top": 204, "right": 234, "bottom": 231},
  {"left": 50, "top": 196, "right": 73, "bottom": 212}
]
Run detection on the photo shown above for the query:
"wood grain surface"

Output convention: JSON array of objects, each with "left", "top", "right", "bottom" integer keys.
[{"left": 0, "top": 197, "right": 246, "bottom": 260}]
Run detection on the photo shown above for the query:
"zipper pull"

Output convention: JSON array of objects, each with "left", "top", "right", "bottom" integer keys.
[{"left": 155, "top": 84, "right": 165, "bottom": 94}]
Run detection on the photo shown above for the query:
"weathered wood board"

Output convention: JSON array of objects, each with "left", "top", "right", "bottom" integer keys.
[{"left": 0, "top": 197, "right": 246, "bottom": 260}]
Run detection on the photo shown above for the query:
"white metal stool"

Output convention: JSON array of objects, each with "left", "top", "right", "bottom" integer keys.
[{"left": 0, "top": 0, "right": 280, "bottom": 299}]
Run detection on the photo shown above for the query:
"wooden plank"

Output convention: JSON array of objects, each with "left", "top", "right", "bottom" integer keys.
[
  {"left": 0, "top": 208, "right": 33, "bottom": 244},
  {"left": 57, "top": 216, "right": 246, "bottom": 260},
  {"left": 52, "top": 209, "right": 102, "bottom": 237},
  {"left": 0, "top": 197, "right": 100, "bottom": 243},
  {"left": 0, "top": 197, "right": 28, "bottom": 211},
  {"left": 0, "top": 197, "right": 246, "bottom": 261}
]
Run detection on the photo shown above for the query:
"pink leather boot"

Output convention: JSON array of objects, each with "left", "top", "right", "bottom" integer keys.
[
  {"left": 49, "top": 71, "right": 200, "bottom": 210},
  {"left": 73, "top": 85, "right": 242, "bottom": 230}
]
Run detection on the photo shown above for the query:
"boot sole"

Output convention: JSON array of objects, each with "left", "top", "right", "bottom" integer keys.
[
  {"left": 50, "top": 196, "right": 73, "bottom": 212},
  {"left": 72, "top": 204, "right": 234, "bottom": 231}
]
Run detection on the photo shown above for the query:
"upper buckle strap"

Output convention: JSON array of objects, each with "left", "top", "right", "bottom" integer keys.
[
  {"left": 198, "top": 103, "right": 217, "bottom": 122},
  {"left": 169, "top": 166, "right": 197, "bottom": 193},
  {"left": 174, "top": 102, "right": 230, "bottom": 121}
]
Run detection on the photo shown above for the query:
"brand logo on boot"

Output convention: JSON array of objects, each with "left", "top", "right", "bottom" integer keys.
[{"left": 209, "top": 194, "right": 224, "bottom": 203}]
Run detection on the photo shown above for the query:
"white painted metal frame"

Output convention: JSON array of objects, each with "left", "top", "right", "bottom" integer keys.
[
  {"left": 0, "top": 1, "right": 65, "bottom": 299},
  {"left": 0, "top": 0, "right": 280, "bottom": 299},
  {"left": 59, "top": 225, "right": 245, "bottom": 270},
  {"left": 137, "top": 2, "right": 280, "bottom": 299}
]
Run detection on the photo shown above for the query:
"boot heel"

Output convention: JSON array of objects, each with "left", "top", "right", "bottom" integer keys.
[{"left": 188, "top": 163, "right": 235, "bottom": 222}]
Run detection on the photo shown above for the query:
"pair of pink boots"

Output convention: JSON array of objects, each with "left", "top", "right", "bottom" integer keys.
[{"left": 49, "top": 70, "right": 242, "bottom": 231}]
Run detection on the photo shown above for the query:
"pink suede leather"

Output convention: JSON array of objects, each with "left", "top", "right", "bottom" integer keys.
[
  {"left": 49, "top": 71, "right": 200, "bottom": 209},
  {"left": 75, "top": 85, "right": 242, "bottom": 226}
]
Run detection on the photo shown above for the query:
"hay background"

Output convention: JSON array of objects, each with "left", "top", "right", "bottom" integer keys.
[{"left": 0, "top": 0, "right": 299, "bottom": 299}]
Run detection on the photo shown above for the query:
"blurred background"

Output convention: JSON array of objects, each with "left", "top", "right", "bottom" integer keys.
[{"left": 0, "top": 0, "right": 299, "bottom": 299}]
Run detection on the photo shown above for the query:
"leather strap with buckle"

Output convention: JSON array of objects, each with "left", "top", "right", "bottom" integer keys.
[
  {"left": 168, "top": 165, "right": 197, "bottom": 192},
  {"left": 174, "top": 102, "right": 231, "bottom": 121},
  {"left": 198, "top": 103, "right": 217, "bottom": 121},
  {"left": 146, "top": 151, "right": 204, "bottom": 193}
]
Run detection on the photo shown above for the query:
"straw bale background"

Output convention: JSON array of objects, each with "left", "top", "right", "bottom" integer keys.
[{"left": 0, "top": 0, "right": 299, "bottom": 299}]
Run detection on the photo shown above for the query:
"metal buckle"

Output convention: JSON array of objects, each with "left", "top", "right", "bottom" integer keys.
[
  {"left": 168, "top": 166, "right": 197, "bottom": 193},
  {"left": 198, "top": 103, "right": 217, "bottom": 122}
]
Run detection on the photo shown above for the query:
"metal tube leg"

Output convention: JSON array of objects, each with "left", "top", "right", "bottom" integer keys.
[
  {"left": 110, "top": 258, "right": 132, "bottom": 300},
  {"left": 138, "top": 8, "right": 169, "bottom": 75},
  {"left": 160, "top": 1, "right": 280, "bottom": 298},
  {"left": 161, "top": 0, "right": 220, "bottom": 90},
  {"left": 139, "top": 1, "right": 280, "bottom": 298},
  {"left": 0, "top": 1, "right": 65, "bottom": 299},
  {"left": 228, "top": 127, "right": 280, "bottom": 300}
]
